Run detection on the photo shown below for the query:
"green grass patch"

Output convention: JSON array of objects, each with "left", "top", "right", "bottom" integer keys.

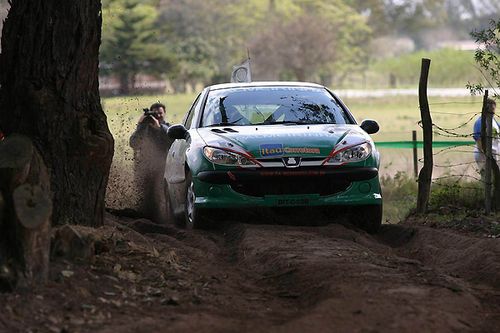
[
  {"left": 362, "top": 48, "right": 483, "bottom": 89},
  {"left": 380, "top": 171, "right": 418, "bottom": 223},
  {"left": 342, "top": 95, "right": 483, "bottom": 142},
  {"left": 429, "top": 177, "right": 484, "bottom": 211}
]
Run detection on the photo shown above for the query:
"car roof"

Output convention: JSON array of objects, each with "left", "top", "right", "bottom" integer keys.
[{"left": 207, "top": 81, "right": 325, "bottom": 91}]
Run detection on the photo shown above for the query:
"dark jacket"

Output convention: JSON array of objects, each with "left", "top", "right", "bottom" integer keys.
[{"left": 129, "top": 121, "right": 171, "bottom": 150}]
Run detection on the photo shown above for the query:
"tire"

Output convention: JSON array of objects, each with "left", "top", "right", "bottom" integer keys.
[
  {"left": 184, "top": 172, "right": 213, "bottom": 229},
  {"left": 350, "top": 204, "right": 382, "bottom": 234},
  {"left": 164, "top": 179, "right": 185, "bottom": 228},
  {"left": 152, "top": 178, "right": 169, "bottom": 224}
]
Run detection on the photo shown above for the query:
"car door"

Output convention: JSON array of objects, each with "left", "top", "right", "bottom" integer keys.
[{"left": 165, "top": 93, "right": 201, "bottom": 213}]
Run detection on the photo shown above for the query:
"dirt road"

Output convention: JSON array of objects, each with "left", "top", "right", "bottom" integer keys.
[{"left": 1, "top": 215, "right": 500, "bottom": 332}]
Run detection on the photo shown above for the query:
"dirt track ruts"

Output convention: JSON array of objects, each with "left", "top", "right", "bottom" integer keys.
[
  {"left": 2, "top": 215, "right": 500, "bottom": 333},
  {"left": 98, "top": 216, "right": 500, "bottom": 333}
]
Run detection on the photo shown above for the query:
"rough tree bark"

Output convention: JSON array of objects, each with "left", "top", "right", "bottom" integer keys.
[
  {"left": 0, "top": 134, "right": 52, "bottom": 290},
  {"left": 0, "top": 0, "right": 114, "bottom": 227}
]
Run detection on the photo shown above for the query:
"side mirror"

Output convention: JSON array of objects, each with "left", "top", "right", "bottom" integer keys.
[
  {"left": 168, "top": 124, "right": 188, "bottom": 140},
  {"left": 360, "top": 119, "right": 379, "bottom": 135}
]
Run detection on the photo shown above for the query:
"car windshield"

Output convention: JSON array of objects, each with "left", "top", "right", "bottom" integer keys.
[{"left": 201, "top": 86, "right": 352, "bottom": 127}]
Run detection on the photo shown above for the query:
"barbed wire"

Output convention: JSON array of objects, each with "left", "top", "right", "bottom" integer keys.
[
  {"left": 432, "top": 144, "right": 475, "bottom": 155},
  {"left": 432, "top": 111, "right": 482, "bottom": 115},
  {"left": 433, "top": 161, "right": 477, "bottom": 168},
  {"left": 428, "top": 101, "right": 484, "bottom": 106},
  {"left": 432, "top": 174, "right": 484, "bottom": 183},
  {"left": 430, "top": 182, "right": 485, "bottom": 191}
]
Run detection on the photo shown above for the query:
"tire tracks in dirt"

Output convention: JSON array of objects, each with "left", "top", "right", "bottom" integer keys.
[
  {"left": 201, "top": 222, "right": 500, "bottom": 332},
  {"left": 30, "top": 215, "right": 498, "bottom": 333}
]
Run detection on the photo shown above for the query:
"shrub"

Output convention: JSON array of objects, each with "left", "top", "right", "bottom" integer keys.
[
  {"left": 429, "top": 177, "right": 484, "bottom": 211},
  {"left": 381, "top": 171, "right": 418, "bottom": 223}
]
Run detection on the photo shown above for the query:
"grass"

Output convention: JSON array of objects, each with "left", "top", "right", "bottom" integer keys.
[
  {"left": 103, "top": 93, "right": 484, "bottom": 141},
  {"left": 404, "top": 177, "right": 500, "bottom": 237},
  {"left": 102, "top": 93, "right": 484, "bottom": 177},
  {"left": 102, "top": 93, "right": 485, "bottom": 212},
  {"left": 380, "top": 171, "right": 418, "bottom": 223},
  {"left": 342, "top": 95, "right": 483, "bottom": 141},
  {"left": 102, "top": 93, "right": 196, "bottom": 206}
]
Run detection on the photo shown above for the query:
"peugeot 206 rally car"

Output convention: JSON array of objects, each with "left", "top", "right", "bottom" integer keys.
[{"left": 164, "top": 82, "right": 382, "bottom": 233}]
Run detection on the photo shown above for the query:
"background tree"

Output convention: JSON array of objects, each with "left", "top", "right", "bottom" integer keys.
[
  {"left": 250, "top": 15, "right": 338, "bottom": 81},
  {"left": 249, "top": 0, "right": 371, "bottom": 83},
  {"left": 170, "top": 37, "right": 217, "bottom": 93},
  {"left": 159, "top": 0, "right": 252, "bottom": 84},
  {"left": 101, "top": 0, "right": 177, "bottom": 94},
  {"left": 467, "top": 19, "right": 500, "bottom": 98}
]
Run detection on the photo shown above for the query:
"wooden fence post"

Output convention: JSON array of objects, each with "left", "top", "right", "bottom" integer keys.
[
  {"left": 412, "top": 130, "right": 418, "bottom": 178},
  {"left": 481, "top": 90, "right": 492, "bottom": 214},
  {"left": 417, "top": 58, "right": 433, "bottom": 214}
]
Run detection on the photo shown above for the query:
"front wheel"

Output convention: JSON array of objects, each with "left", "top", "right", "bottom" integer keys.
[
  {"left": 164, "top": 179, "right": 184, "bottom": 227},
  {"left": 350, "top": 204, "right": 382, "bottom": 234},
  {"left": 184, "top": 172, "right": 213, "bottom": 229}
]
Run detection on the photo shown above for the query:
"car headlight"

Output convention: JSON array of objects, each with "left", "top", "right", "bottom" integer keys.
[
  {"left": 326, "top": 142, "right": 372, "bottom": 165},
  {"left": 203, "top": 146, "right": 257, "bottom": 166}
]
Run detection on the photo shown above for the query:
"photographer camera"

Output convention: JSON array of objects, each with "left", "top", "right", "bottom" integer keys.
[
  {"left": 129, "top": 102, "right": 173, "bottom": 221},
  {"left": 130, "top": 102, "right": 170, "bottom": 148}
]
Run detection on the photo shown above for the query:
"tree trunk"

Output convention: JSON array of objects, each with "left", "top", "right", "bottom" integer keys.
[
  {"left": 0, "top": 0, "right": 114, "bottom": 227},
  {"left": 0, "top": 134, "right": 51, "bottom": 290}
]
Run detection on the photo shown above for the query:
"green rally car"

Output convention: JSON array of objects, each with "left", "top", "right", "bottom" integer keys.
[{"left": 164, "top": 82, "right": 382, "bottom": 232}]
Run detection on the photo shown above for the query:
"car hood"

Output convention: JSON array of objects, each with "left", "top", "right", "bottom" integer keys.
[{"left": 196, "top": 124, "right": 372, "bottom": 158}]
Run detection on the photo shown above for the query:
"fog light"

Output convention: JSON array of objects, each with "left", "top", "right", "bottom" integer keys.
[{"left": 359, "top": 182, "right": 371, "bottom": 193}]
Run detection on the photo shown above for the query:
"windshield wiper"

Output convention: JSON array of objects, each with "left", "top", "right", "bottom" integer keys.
[
  {"left": 254, "top": 121, "right": 310, "bottom": 125},
  {"left": 206, "top": 122, "right": 241, "bottom": 127}
]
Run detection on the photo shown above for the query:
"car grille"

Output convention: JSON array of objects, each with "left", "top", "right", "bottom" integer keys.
[{"left": 229, "top": 177, "right": 351, "bottom": 197}]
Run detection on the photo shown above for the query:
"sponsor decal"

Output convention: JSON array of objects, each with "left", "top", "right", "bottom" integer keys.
[
  {"left": 283, "top": 147, "right": 320, "bottom": 154},
  {"left": 260, "top": 144, "right": 321, "bottom": 157},
  {"left": 260, "top": 144, "right": 284, "bottom": 157},
  {"left": 259, "top": 170, "right": 326, "bottom": 177}
]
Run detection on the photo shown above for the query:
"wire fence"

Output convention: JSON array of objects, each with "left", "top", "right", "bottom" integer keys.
[{"left": 376, "top": 96, "right": 495, "bottom": 210}]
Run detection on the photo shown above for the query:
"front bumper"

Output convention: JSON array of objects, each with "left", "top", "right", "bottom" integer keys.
[{"left": 193, "top": 167, "right": 382, "bottom": 209}]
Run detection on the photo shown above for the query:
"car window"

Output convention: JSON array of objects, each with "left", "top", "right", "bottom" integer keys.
[
  {"left": 201, "top": 87, "right": 352, "bottom": 127},
  {"left": 183, "top": 93, "right": 201, "bottom": 129}
]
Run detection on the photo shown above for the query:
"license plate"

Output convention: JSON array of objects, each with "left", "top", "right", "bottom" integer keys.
[{"left": 268, "top": 195, "right": 317, "bottom": 207}]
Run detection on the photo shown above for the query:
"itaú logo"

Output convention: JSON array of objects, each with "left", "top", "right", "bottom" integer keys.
[{"left": 282, "top": 156, "right": 301, "bottom": 168}]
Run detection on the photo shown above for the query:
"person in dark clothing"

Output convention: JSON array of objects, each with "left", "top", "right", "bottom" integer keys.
[
  {"left": 130, "top": 102, "right": 171, "bottom": 149},
  {"left": 129, "top": 102, "right": 174, "bottom": 220}
]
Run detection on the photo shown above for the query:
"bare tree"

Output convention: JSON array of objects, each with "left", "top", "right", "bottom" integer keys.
[{"left": 250, "top": 15, "right": 338, "bottom": 82}]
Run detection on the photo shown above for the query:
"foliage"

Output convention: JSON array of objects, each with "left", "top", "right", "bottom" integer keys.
[
  {"left": 249, "top": 14, "right": 339, "bottom": 82},
  {"left": 354, "top": 0, "right": 500, "bottom": 48},
  {"left": 380, "top": 172, "right": 418, "bottom": 222},
  {"left": 94, "top": 0, "right": 500, "bottom": 92},
  {"left": 467, "top": 19, "right": 500, "bottom": 98},
  {"left": 370, "top": 48, "right": 481, "bottom": 88},
  {"left": 248, "top": 0, "right": 371, "bottom": 83},
  {"left": 100, "top": 0, "right": 177, "bottom": 94},
  {"left": 170, "top": 37, "right": 217, "bottom": 92},
  {"left": 430, "top": 178, "right": 484, "bottom": 210}
]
